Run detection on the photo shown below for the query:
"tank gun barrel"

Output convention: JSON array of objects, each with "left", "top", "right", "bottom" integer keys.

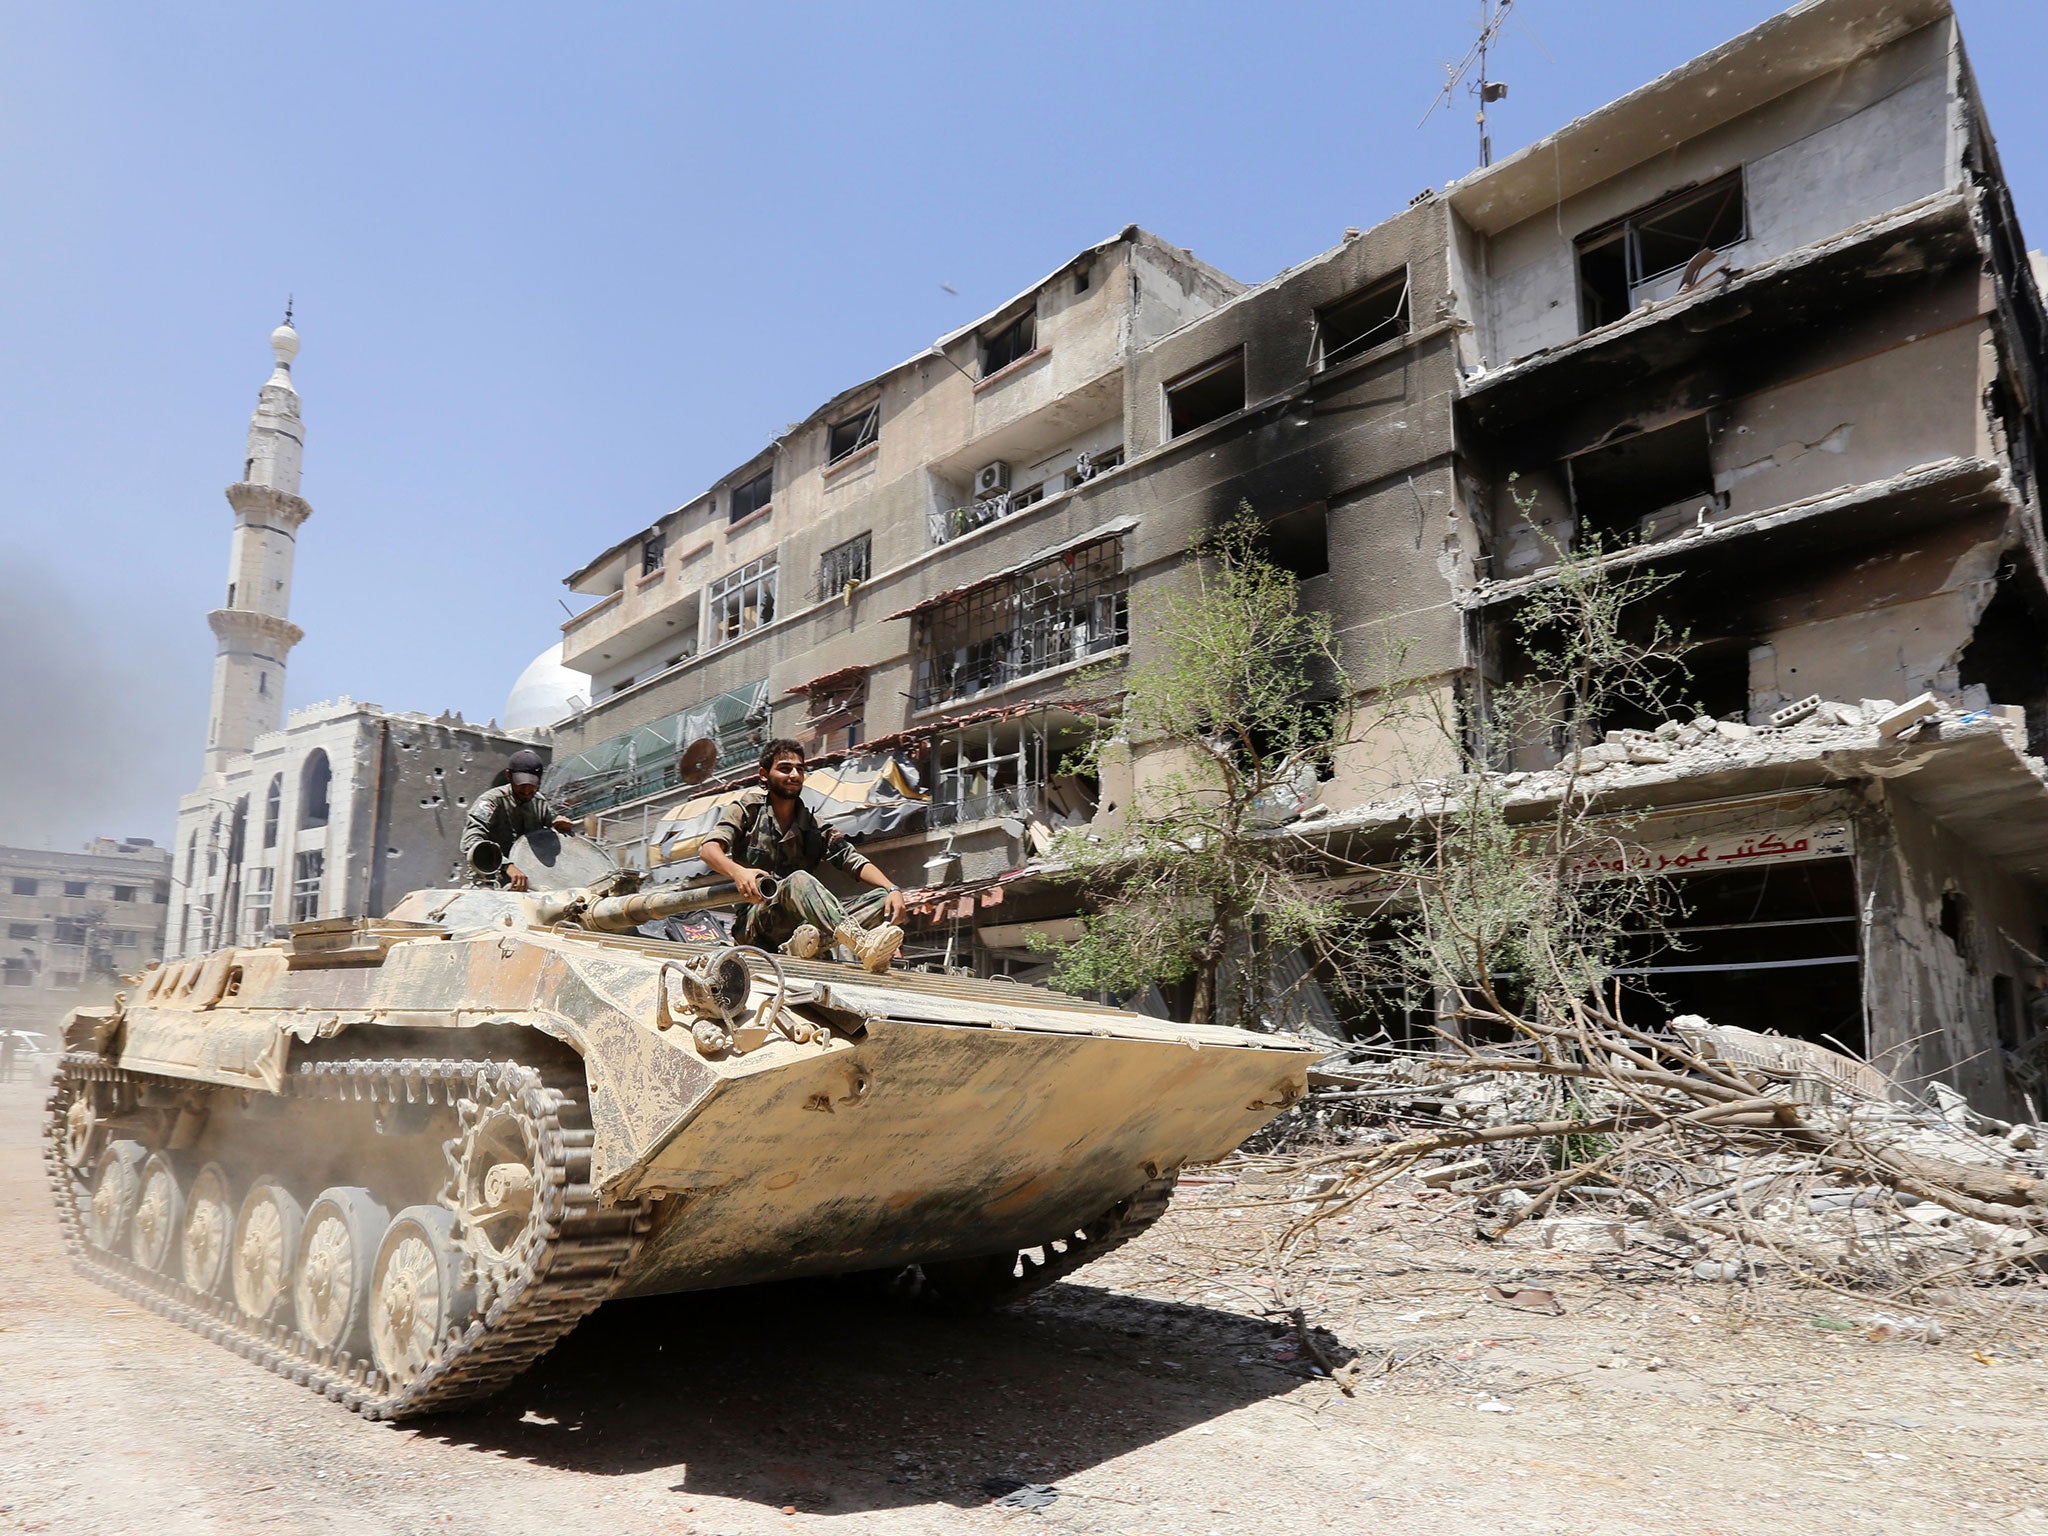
[{"left": 544, "top": 876, "right": 779, "bottom": 933}]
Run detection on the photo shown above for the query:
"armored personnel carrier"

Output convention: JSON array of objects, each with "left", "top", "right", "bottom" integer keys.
[{"left": 46, "top": 835, "right": 1313, "bottom": 1419}]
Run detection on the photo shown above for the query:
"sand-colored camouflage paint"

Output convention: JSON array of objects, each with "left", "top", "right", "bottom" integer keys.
[{"left": 82, "top": 888, "right": 1312, "bottom": 1301}]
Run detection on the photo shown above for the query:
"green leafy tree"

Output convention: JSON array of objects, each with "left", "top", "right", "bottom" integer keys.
[{"left": 1041, "top": 508, "right": 1359, "bottom": 1027}]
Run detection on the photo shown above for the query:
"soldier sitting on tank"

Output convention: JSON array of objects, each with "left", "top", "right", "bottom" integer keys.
[
  {"left": 461, "top": 748, "right": 576, "bottom": 892},
  {"left": 699, "top": 739, "right": 907, "bottom": 972}
]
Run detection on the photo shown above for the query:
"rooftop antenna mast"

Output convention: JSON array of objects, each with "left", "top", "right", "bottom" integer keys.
[{"left": 1421, "top": 0, "right": 1515, "bottom": 167}]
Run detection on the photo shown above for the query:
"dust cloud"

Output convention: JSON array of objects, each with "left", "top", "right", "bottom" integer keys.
[{"left": 0, "top": 554, "right": 208, "bottom": 852}]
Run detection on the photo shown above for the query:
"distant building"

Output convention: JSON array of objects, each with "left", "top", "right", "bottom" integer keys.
[
  {"left": 165, "top": 319, "right": 540, "bottom": 957},
  {"left": 0, "top": 837, "right": 171, "bottom": 1039}
]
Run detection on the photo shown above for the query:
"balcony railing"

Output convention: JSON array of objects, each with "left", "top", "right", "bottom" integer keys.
[
  {"left": 930, "top": 780, "right": 1037, "bottom": 830},
  {"left": 926, "top": 449, "right": 1122, "bottom": 548},
  {"left": 928, "top": 493, "right": 1014, "bottom": 548}
]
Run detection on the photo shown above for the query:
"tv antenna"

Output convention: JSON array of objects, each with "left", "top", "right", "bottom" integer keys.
[{"left": 1421, "top": 0, "right": 1515, "bottom": 167}]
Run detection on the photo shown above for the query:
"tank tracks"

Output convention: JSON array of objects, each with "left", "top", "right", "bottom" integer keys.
[
  {"left": 44, "top": 1051, "right": 650, "bottom": 1421},
  {"left": 919, "top": 1172, "right": 1180, "bottom": 1307}
]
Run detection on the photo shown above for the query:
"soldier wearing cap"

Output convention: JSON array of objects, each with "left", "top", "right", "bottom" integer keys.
[{"left": 462, "top": 748, "right": 575, "bottom": 891}]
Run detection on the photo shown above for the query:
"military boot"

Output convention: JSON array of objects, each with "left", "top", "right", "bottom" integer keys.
[
  {"left": 781, "top": 924, "right": 823, "bottom": 961},
  {"left": 835, "top": 921, "right": 904, "bottom": 973}
]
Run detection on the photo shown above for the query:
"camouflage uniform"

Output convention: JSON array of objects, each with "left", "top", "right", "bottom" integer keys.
[
  {"left": 704, "top": 787, "right": 887, "bottom": 949},
  {"left": 461, "top": 782, "right": 562, "bottom": 879}
]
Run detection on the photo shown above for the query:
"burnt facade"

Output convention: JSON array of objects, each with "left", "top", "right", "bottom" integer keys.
[
  {"left": 546, "top": 0, "right": 2048, "bottom": 1110},
  {"left": 1446, "top": 0, "right": 2048, "bottom": 1114}
]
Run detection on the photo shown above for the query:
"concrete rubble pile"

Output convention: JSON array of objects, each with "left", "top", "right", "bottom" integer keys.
[
  {"left": 1296, "top": 1021, "right": 2048, "bottom": 1292},
  {"left": 1362, "top": 691, "right": 2015, "bottom": 821}
]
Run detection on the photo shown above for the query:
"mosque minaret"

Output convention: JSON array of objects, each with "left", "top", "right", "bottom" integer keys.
[{"left": 201, "top": 311, "right": 311, "bottom": 779}]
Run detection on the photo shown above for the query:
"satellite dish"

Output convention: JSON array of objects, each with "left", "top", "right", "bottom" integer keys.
[
  {"left": 507, "top": 830, "right": 616, "bottom": 892},
  {"left": 678, "top": 738, "right": 720, "bottom": 785}
]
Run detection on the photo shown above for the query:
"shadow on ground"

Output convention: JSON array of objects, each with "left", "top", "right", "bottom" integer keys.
[{"left": 422, "top": 1278, "right": 1321, "bottom": 1515}]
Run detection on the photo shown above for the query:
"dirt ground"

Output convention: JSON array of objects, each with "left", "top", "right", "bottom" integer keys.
[{"left": 4, "top": 1070, "right": 2047, "bottom": 1536}]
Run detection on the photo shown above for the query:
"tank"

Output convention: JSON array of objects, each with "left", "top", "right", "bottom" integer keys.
[{"left": 44, "top": 834, "right": 1314, "bottom": 1420}]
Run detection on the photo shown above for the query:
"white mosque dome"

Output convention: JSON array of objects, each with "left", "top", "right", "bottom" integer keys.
[{"left": 502, "top": 642, "right": 585, "bottom": 732}]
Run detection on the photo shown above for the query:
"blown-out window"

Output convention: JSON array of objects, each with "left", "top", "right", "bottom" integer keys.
[
  {"left": 980, "top": 310, "right": 1037, "bottom": 376},
  {"left": 1577, "top": 171, "right": 1746, "bottom": 331},
  {"left": 911, "top": 536, "right": 1130, "bottom": 712},
  {"left": 827, "top": 404, "right": 879, "bottom": 464},
  {"left": 1315, "top": 271, "right": 1410, "bottom": 369},
  {"left": 708, "top": 556, "right": 777, "bottom": 648},
  {"left": 1164, "top": 351, "right": 1245, "bottom": 439},
  {"left": 299, "top": 750, "right": 331, "bottom": 828}
]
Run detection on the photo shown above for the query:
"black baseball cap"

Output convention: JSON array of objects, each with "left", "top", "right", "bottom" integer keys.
[{"left": 508, "top": 748, "right": 546, "bottom": 786}]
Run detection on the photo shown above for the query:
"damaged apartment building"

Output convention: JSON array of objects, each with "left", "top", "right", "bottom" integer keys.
[{"left": 545, "top": 0, "right": 2048, "bottom": 1113}]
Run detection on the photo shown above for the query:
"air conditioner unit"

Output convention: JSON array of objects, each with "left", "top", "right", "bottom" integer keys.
[{"left": 974, "top": 461, "right": 1011, "bottom": 498}]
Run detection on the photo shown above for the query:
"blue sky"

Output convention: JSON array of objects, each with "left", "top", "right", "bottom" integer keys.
[{"left": 2, "top": 1, "right": 2043, "bottom": 849}]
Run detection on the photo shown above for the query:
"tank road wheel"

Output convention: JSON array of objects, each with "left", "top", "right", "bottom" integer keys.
[
  {"left": 129, "top": 1153, "right": 187, "bottom": 1273},
  {"left": 87, "top": 1140, "right": 148, "bottom": 1252},
  {"left": 180, "top": 1163, "right": 237, "bottom": 1296},
  {"left": 369, "top": 1206, "right": 474, "bottom": 1389},
  {"left": 292, "top": 1187, "right": 390, "bottom": 1358},
  {"left": 63, "top": 1086, "right": 108, "bottom": 1171},
  {"left": 232, "top": 1179, "right": 305, "bottom": 1322},
  {"left": 449, "top": 1077, "right": 547, "bottom": 1308}
]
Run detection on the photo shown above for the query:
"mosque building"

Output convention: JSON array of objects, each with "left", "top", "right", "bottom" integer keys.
[{"left": 164, "top": 319, "right": 543, "bottom": 957}]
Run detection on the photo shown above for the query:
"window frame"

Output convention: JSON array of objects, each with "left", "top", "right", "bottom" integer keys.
[
  {"left": 706, "top": 554, "right": 780, "bottom": 650},
  {"left": 263, "top": 774, "right": 282, "bottom": 850},
  {"left": 1313, "top": 270, "right": 1411, "bottom": 370},
  {"left": 291, "top": 851, "right": 325, "bottom": 924},
  {"left": 729, "top": 467, "right": 773, "bottom": 524},
  {"left": 245, "top": 867, "right": 275, "bottom": 937},
  {"left": 826, "top": 403, "right": 880, "bottom": 464},
  {"left": 911, "top": 536, "right": 1131, "bottom": 713},
  {"left": 299, "top": 749, "right": 331, "bottom": 829},
  {"left": 1575, "top": 170, "right": 1748, "bottom": 332},
  {"left": 818, "top": 532, "right": 872, "bottom": 599},
  {"left": 1162, "top": 349, "right": 1247, "bottom": 440},
  {"left": 979, "top": 309, "right": 1038, "bottom": 378}
]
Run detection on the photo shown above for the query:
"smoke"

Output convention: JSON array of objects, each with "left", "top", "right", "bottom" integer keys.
[{"left": 0, "top": 554, "right": 208, "bottom": 851}]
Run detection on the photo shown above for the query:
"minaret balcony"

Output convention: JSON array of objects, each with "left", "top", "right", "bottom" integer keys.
[
  {"left": 225, "top": 481, "right": 313, "bottom": 529},
  {"left": 207, "top": 607, "right": 305, "bottom": 653}
]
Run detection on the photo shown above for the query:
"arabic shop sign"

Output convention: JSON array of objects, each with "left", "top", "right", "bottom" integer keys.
[{"left": 1567, "top": 823, "right": 1852, "bottom": 881}]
